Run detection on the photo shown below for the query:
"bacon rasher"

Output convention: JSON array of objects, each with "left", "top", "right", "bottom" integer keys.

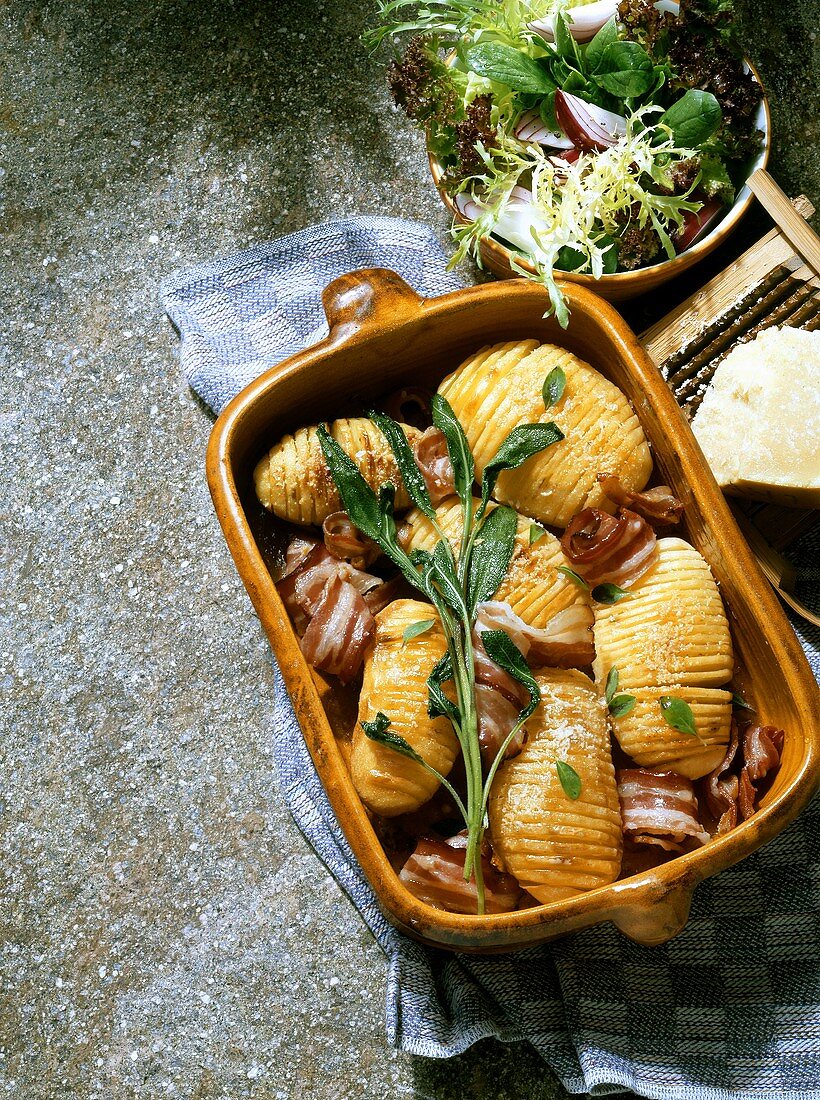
[
  {"left": 322, "top": 511, "right": 381, "bottom": 569},
  {"left": 299, "top": 574, "right": 375, "bottom": 684},
  {"left": 705, "top": 723, "right": 784, "bottom": 833},
  {"left": 411, "top": 427, "right": 456, "bottom": 504},
  {"left": 596, "top": 473, "right": 684, "bottom": 527},
  {"left": 277, "top": 538, "right": 387, "bottom": 682},
  {"left": 618, "top": 768, "right": 711, "bottom": 852},
  {"left": 399, "top": 832, "right": 522, "bottom": 914},
  {"left": 474, "top": 600, "right": 595, "bottom": 669},
  {"left": 561, "top": 507, "right": 657, "bottom": 588}
]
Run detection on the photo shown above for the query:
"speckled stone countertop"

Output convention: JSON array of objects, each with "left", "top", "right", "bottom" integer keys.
[{"left": 1, "top": 2, "right": 817, "bottom": 1097}]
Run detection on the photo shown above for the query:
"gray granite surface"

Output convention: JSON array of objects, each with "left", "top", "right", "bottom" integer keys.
[{"left": 0, "top": 1, "right": 817, "bottom": 1097}]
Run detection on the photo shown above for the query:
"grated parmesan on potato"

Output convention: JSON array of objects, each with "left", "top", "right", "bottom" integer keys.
[{"left": 690, "top": 327, "right": 820, "bottom": 508}]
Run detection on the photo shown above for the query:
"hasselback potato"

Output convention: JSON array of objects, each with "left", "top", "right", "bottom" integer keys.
[
  {"left": 488, "top": 668, "right": 622, "bottom": 903},
  {"left": 254, "top": 417, "right": 420, "bottom": 526},
  {"left": 593, "top": 537, "right": 734, "bottom": 779},
  {"left": 351, "top": 600, "right": 459, "bottom": 817},
  {"left": 437, "top": 340, "right": 652, "bottom": 528},
  {"left": 402, "top": 496, "right": 590, "bottom": 628}
]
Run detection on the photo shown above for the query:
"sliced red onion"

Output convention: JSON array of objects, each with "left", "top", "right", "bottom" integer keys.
[
  {"left": 529, "top": 0, "right": 619, "bottom": 43},
  {"left": 674, "top": 197, "right": 725, "bottom": 252},
  {"left": 554, "top": 89, "right": 626, "bottom": 153},
  {"left": 514, "top": 107, "right": 575, "bottom": 150}
]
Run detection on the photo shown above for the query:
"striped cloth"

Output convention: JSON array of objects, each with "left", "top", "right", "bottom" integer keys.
[{"left": 161, "top": 217, "right": 820, "bottom": 1100}]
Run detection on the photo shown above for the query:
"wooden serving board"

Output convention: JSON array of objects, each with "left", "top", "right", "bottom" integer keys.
[{"left": 640, "top": 176, "right": 819, "bottom": 627}]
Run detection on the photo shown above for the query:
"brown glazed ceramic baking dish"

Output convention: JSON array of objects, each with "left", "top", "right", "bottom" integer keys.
[{"left": 206, "top": 268, "right": 819, "bottom": 952}]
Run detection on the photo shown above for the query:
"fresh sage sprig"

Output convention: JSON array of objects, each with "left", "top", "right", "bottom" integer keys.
[{"left": 317, "top": 398, "right": 570, "bottom": 913}]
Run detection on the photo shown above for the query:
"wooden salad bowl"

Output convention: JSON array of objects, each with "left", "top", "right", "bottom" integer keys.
[
  {"left": 428, "top": 60, "right": 771, "bottom": 302},
  {"left": 206, "top": 268, "right": 819, "bottom": 952}
]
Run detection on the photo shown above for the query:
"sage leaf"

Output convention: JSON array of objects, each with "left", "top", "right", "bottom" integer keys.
[
  {"left": 557, "top": 565, "right": 589, "bottom": 590},
  {"left": 465, "top": 42, "right": 556, "bottom": 95},
  {"left": 317, "top": 424, "right": 392, "bottom": 546},
  {"left": 609, "top": 694, "right": 636, "bottom": 718},
  {"left": 593, "top": 41, "right": 654, "bottom": 98},
  {"left": 585, "top": 16, "right": 618, "bottom": 73},
  {"left": 542, "top": 366, "right": 566, "bottom": 409},
  {"left": 427, "top": 651, "right": 460, "bottom": 724},
  {"left": 592, "top": 582, "right": 629, "bottom": 604},
  {"left": 481, "top": 422, "right": 564, "bottom": 506},
  {"left": 368, "top": 408, "right": 434, "bottom": 520},
  {"left": 659, "top": 695, "right": 697, "bottom": 737},
  {"left": 658, "top": 89, "right": 722, "bottom": 148},
  {"left": 529, "top": 523, "right": 546, "bottom": 545},
  {"left": 481, "top": 629, "right": 540, "bottom": 724},
  {"left": 432, "top": 540, "right": 468, "bottom": 616},
  {"left": 467, "top": 505, "right": 518, "bottom": 614},
  {"left": 604, "top": 666, "right": 619, "bottom": 704},
  {"left": 402, "top": 619, "right": 436, "bottom": 645},
  {"left": 555, "top": 759, "right": 582, "bottom": 800},
  {"left": 731, "top": 692, "right": 755, "bottom": 711},
  {"left": 431, "top": 393, "right": 475, "bottom": 506}
]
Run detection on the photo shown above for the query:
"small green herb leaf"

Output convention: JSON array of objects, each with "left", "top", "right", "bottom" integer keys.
[
  {"left": 609, "top": 694, "right": 636, "bottom": 718},
  {"left": 731, "top": 692, "right": 755, "bottom": 712},
  {"left": 467, "top": 505, "right": 518, "bottom": 614},
  {"left": 658, "top": 89, "right": 722, "bottom": 148},
  {"left": 604, "top": 666, "right": 619, "bottom": 704},
  {"left": 557, "top": 565, "right": 589, "bottom": 590},
  {"left": 555, "top": 759, "right": 582, "bottom": 800},
  {"left": 554, "top": 12, "right": 585, "bottom": 73},
  {"left": 361, "top": 712, "right": 430, "bottom": 766},
  {"left": 427, "top": 651, "right": 460, "bottom": 724},
  {"left": 368, "top": 408, "right": 434, "bottom": 520},
  {"left": 481, "top": 422, "right": 564, "bottom": 506},
  {"left": 659, "top": 695, "right": 697, "bottom": 737},
  {"left": 592, "top": 582, "right": 629, "bottom": 604},
  {"left": 529, "top": 523, "right": 546, "bottom": 545},
  {"left": 542, "top": 366, "right": 566, "bottom": 409},
  {"left": 585, "top": 16, "right": 618, "bottom": 73},
  {"left": 431, "top": 393, "right": 475, "bottom": 507},
  {"left": 593, "top": 41, "right": 654, "bottom": 98},
  {"left": 481, "top": 629, "right": 540, "bottom": 724},
  {"left": 465, "top": 42, "right": 556, "bottom": 94},
  {"left": 402, "top": 619, "right": 436, "bottom": 645}
]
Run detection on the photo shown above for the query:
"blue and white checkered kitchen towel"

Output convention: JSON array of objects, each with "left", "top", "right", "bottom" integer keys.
[{"left": 161, "top": 216, "right": 820, "bottom": 1100}]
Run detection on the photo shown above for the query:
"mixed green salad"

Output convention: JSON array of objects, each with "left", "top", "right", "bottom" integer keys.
[{"left": 369, "top": 0, "right": 765, "bottom": 323}]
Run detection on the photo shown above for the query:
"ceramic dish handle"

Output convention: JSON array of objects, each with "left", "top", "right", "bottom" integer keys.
[
  {"left": 604, "top": 880, "right": 695, "bottom": 947},
  {"left": 321, "top": 268, "right": 424, "bottom": 346}
]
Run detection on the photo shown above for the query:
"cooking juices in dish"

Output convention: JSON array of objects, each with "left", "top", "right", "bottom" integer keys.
[{"left": 253, "top": 340, "right": 784, "bottom": 915}]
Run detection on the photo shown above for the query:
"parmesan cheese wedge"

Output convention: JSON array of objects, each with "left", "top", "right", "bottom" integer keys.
[{"left": 690, "top": 327, "right": 820, "bottom": 508}]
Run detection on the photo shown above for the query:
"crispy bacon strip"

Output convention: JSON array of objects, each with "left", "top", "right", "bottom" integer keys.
[
  {"left": 399, "top": 832, "right": 522, "bottom": 914},
  {"left": 278, "top": 536, "right": 396, "bottom": 681},
  {"left": 411, "top": 427, "right": 456, "bottom": 505},
  {"left": 475, "top": 683, "right": 526, "bottom": 765},
  {"left": 561, "top": 507, "right": 657, "bottom": 588},
  {"left": 705, "top": 722, "right": 784, "bottom": 832},
  {"left": 322, "top": 511, "right": 381, "bottom": 569},
  {"left": 277, "top": 542, "right": 381, "bottom": 627},
  {"left": 474, "top": 600, "right": 595, "bottom": 669},
  {"left": 704, "top": 724, "right": 740, "bottom": 835},
  {"left": 299, "top": 574, "right": 375, "bottom": 684},
  {"left": 379, "top": 386, "right": 433, "bottom": 430},
  {"left": 618, "top": 768, "right": 711, "bottom": 852},
  {"left": 597, "top": 473, "right": 684, "bottom": 526}
]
